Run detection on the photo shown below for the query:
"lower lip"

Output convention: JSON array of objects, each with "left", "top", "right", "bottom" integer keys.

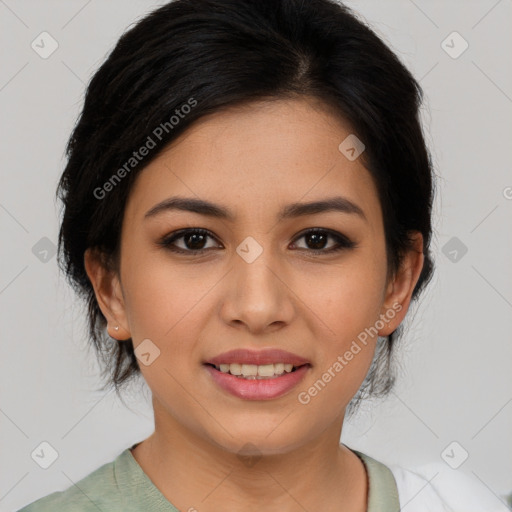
[{"left": 204, "top": 364, "right": 310, "bottom": 400}]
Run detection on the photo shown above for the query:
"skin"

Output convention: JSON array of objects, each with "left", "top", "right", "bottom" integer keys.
[{"left": 85, "top": 97, "right": 424, "bottom": 512}]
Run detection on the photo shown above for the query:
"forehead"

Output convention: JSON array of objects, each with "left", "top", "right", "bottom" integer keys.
[{"left": 124, "top": 98, "right": 382, "bottom": 226}]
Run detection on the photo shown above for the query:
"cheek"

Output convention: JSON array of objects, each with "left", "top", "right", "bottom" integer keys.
[
  {"left": 295, "top": 258, "right": 386, "bottom": 395},
  {"left": 297, "top": 256, "right": 387, "bottom": 338},
  {"left": 121, "top": 253, "right": 214, "bottom": 341},
  {"left": 293, "top": 277, "right": 384, "bottom": 415}
]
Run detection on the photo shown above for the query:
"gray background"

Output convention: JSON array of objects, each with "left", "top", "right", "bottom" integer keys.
[{"left": 1, "top": 0, "right": 511, "bottom": 510}]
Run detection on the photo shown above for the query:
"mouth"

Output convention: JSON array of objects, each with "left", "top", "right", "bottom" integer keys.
[
  {"left": 203, "top": 362, "right": 311, "bottom": 400},
  {"left": 203, "top": 348, "right": 311, "bottom": 400},
  {"left": 203, "top": 362, "right": 310, "bottom": 379}
]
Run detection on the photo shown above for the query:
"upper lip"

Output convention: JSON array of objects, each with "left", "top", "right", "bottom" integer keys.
[{"left": 205, "top": 349, "right": 310, "bottom": 367}]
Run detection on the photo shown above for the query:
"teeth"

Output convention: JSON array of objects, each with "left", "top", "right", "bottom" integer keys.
[
  {"left": 242, "top": 364, "right": 258, "bottom": 376},
  {"left": 257, "top": 364, "right": 276, "bottom": 377},
  {"left": 274, "top": 363, "right": 285, "bottom": 374},
  {"left": 214, "top": 362, "right": 299, "bottom": 378}
]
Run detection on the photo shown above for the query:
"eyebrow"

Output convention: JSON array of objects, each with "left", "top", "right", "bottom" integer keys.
[{"left": 144, "top": 195, "right": 367, "bottom": 222}]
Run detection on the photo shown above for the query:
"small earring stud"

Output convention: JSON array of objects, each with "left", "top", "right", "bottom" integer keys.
[{"left": 114, "top": 325, "right": 119, "bottom": 331}]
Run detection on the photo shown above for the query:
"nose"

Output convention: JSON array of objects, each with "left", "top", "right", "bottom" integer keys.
[{"left": 219, "top": 247, "right": 295, "bottom": 334}]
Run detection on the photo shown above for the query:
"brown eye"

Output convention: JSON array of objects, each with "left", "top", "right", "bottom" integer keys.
[
  {"left": 159, "top": 229, "right": 221, "bottom": 254},
  {"left": 181, "top": 232, "right": 208, "bottom": 250},
  {"left": 290, "top": 228, "right": 356, "bottom": 254},
  {"left": 304, "top": 231, "right": 329, "bottom": 250}
]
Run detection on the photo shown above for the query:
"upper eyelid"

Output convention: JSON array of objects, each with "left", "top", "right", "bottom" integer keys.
[{"left": 164, "top": 228, "right": 222, "bottom": 246}]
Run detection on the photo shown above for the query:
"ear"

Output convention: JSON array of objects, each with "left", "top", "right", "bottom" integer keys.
[
  {"left": 84, "top": 248, "right": 131, "bottom": 340},
  {"left": 378, "top": 232, "right": 425, "bottom": 336}
]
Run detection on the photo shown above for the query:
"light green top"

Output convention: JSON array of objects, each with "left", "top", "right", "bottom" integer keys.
[{"left": 18, "top": 444, "right": 400, "bottom": 511}]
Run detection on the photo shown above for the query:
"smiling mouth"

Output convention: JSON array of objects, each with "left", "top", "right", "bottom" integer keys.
[{"left": 204, "top": 362, "right": 309, "bottom": 379}]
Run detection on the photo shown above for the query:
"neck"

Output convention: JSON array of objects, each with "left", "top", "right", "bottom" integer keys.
[{"left": 130, "top": 398, "right": 367, "bottom": 512}]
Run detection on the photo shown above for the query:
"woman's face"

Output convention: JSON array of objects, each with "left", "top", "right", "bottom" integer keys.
[{"left": 90, "top": 97, "right": 419, "bottom": 455}]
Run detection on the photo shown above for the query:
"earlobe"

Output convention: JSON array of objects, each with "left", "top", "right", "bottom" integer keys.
[
  {"left": 378, "top": 232, "right": 425, "bottom": 337},
  {"left": 83, "top": 248, "right": 130, "bottom": 340}
]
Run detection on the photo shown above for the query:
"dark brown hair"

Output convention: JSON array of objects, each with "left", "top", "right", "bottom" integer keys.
[{"left": 56, "top": 0, "right": 435, "bottom": 414}]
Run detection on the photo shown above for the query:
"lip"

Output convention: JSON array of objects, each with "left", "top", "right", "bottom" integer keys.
[
  {"left": 204, "top": 363, "right": 310, "bottom": 400},
  {"left": 205, "top": 348, "right": 310, "bottom": 366}
]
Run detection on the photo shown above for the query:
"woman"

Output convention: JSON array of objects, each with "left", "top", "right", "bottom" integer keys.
[{"left": 18, "top": 0, "right": 506, "bottom": 510}]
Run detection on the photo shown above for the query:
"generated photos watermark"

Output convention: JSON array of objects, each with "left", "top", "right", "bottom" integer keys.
[
  {"left": 297, "top": 302, "right": 402, "bottom": 405},
  {"left": 93, "top": 97, "right": 198, "bottom": 200}
]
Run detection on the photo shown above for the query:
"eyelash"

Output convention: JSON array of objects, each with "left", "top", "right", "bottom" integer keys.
[{"left": 157, "top": 228, "right": 356, "bottom": 256}]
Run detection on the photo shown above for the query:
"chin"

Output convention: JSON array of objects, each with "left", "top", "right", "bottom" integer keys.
[{"left": 205, "top": 424, "right": 308, "bottom": 458}]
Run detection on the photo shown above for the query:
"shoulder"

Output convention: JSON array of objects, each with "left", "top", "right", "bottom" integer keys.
[
  {"left": 16, "top": 453, "right": 122, "bottom": 512},
  {"left": 389, "top": 462, "right": 510, "bottom": 512}
]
